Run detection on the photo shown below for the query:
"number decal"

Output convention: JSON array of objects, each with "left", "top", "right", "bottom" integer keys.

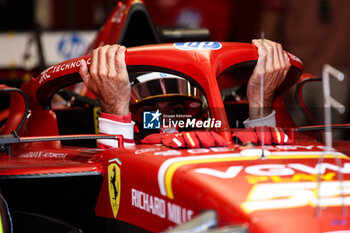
[{"left": 241, "top": 181, "right": 350, "bottom": 213}]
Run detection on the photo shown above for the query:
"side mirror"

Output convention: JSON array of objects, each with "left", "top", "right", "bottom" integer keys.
[{"left": 0, "top": 85, "right": 29, "bottom": 135}]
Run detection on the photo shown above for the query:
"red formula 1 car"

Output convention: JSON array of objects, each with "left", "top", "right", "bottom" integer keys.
[{"left": 1, "top": 1, "right": 350, "bottom": 233}]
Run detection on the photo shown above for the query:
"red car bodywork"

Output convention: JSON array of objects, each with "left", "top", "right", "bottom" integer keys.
[{"left": 1, "top": 1, "right": 349, "bottom": 233}]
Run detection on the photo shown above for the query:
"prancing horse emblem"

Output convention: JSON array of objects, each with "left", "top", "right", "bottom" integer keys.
[{"left": 108, "top": 163, "right": 121, "bottom": 218}]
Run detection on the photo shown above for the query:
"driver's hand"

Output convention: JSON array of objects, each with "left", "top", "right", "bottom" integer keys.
[
  {"left": 247, "top": 39, "right": 291, "bottom": 120},
  {"left": 79, "top": 44, "right": 130, "bottom": 115}
]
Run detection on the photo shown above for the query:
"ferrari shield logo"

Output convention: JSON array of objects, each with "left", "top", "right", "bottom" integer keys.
[{"left": 108, "top": 163, "right": 121, "bottom": 218}]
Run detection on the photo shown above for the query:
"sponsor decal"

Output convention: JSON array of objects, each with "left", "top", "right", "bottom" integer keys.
[
  {"left": 18, "top": 151, "right": 68, "bottom": 159},
  {"left": 58, "top": 33, "right": 86, "bottom": 60},
  {"left": 195, "top": 163, "right": 350, "bottom": 180},
  {"left": 195, "top": 166, "right": 243, "bottom": 179},
  {"left": 38, "top": 58, "right": 91, "bottom": 84},
  {"left": 108, "top": 163, "right": 121, "bottom": 218},
  {"left": 264, "top": 145, "right": 323, "bottom": 150},
  {"left": 187, "top": 148, "right": 211, "bottom": 154},
  {"left": 131, "top": 188, "right": 193, "bottom": 225},
  {"left": 135, "top": 147, "right": 161, "bottom": 155},
  {"left": 153, "top": 147, "right": 231, "bottom": 157},
  {"left": 38, "top": 66, "right": 54, "bottom": 84},
  {"left": 287, "top": 52, "right": 303, "bottom": 64},
  {"left": 154, "top": 150, "right": 182, "bottom": 156},
  {"left": 112, "top": 3, "right": 127, "bottom": 23},
  {"left": 158, "top": 152, "right": 348, "bottom": 199},
  {"left": 143, "top": 109, "right": 221, "bottom": 130},
  {"left": 174, "top": 42, "right": 222, "bottom": 50},
  {"left": 50, "top": 58, "right": 92, "bottom": 73},
  {"left": 241, "top": 181, "right": 350, "bottom": 213}
]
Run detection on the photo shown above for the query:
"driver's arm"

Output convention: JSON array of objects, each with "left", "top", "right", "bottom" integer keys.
[
  {"left": 244, "top": 39, "right": 291, "bottom": 128},
  {"left": 79, "top": 45, "right": 135, "bottom": 148}
]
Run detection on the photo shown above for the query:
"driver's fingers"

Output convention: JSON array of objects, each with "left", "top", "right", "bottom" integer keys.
[
  {"left": 265, "top": 40, "right": 283, "bottom": 78},
  {"left": 257, "top": 44, "right": 268, "bottom": 75},
  {"left": 97, "top": 45, "right": 111, "bottom": 80},
  {"left": 283, "top": 52, "right": 291, "bottom": 76},
  {"left": 79, "top": 59, "right": 91, "bottom": 89},
  {"left": 106, "top": 44, "right": 120, "bottom": 77},
  {"left": 252, "top": 40, "right": 267, "bottom": 76},
  {"left": 90, "top": 48, "right": 99, "bottom": 80},
  {"left": 261, "top": 41, "right": 274, "bottom": 77},
  {"left": 276, "top": 43, "right": 286, "bottom": 74},
  {"left": 115, "top": 46, "right": 127, "bottom": 75}
]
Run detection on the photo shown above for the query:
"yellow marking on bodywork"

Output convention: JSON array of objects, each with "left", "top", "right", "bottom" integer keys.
[
  {"left": 164, "top": 154, "right": 348, "bottom": 199},
  {"left": 246, "top": 172, "right": 336, "bottom": 184}
]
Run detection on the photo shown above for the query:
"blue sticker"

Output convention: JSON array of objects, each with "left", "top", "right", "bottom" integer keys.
[
  {"left": 174, "top": 42, "right": 222, "bottom": 51},
  {"left": 58, "top": 33, "right": 86, "bottom": 60},
  {"left": 143, "top": 110, "right": 161, "bottom": 129}
]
